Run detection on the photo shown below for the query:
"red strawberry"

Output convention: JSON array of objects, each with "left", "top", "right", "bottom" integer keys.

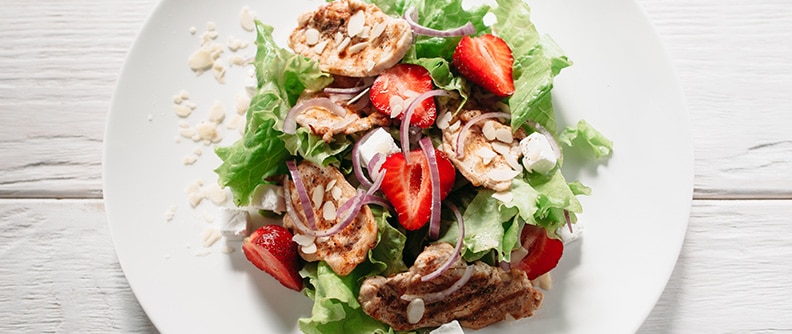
[
  {"left": 452, "top": 34, "right": 515, "bottom": 97},
  {"left": 514, "top": 224, "right": 564, "bottom": 280},
  {"left": 378, "top": 149, "right": 456, "bottom": 231},
  {"left": 242, "top": 225, "right": 303, "bottom": 291},
  {"left": 369, "top": 63, "right": 437, "bottom": 128}
]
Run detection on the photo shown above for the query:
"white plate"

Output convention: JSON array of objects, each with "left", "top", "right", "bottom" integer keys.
[{"left": 104, "top": 0, "right": 692, "bottom": 333}]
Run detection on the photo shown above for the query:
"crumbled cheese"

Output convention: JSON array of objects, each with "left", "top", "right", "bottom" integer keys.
[
  {"left": 520, "top": 132, "right": 558, "bottom": 174},
  {"left": 357, "top": 127, "right": 400, "bottom": 168},
  {"left": 429, "top": 320, "right": 464, "bottom": 334},
  {"left": 212, "top": 62, "right": 226, "bottom": 83},
  {"left": 174, "top": 104, "right": 192, "bottom": 117},
  {"left": 208, "top": 100, "right": 226, "bottom": 123},
  {"left": 250, "top": 184, "right": 286, "bottom": 213},
  {"left": 183, "top": 154, "right": 199, "bottom": 165},
  {"left": 186, "top": 180, "right": 205, "bottom": 207},
  {"left": 164, "top": 205, "right": 177, "bottom": 222},
  {"left": 189, "top": 26, "right": 197, "bottom": 35},
  {"left": 218, "top": 207, "right": 249, "bottom": 240}
]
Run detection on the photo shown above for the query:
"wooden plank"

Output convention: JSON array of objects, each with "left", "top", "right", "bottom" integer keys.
[
  {"left": 639, "top": 199, "right": 792, "bottom": 332},
  {"left": 639, "top": 0, "right": 792, "bottom": 198},
  {"left": 0, "top": 0, "right": 157, "bottom": 199},
  {"left": 0, "top": 199, "right": 156, "bottom": 333}
]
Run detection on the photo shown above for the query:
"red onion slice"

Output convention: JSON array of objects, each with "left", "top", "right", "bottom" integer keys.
[
  {"left": 286, "top": 160, "right": 317, "bottom": 229},
  {"left": 284, "top": 188, "right": 367, "bottom": 238},
  {"left": 564, "top": 210, "right": 574, "bottom": 233},
  {"left": 367, "top": 152, "right": 384, "bottom": 182},
  {"left": 454, "top": 112, "right": 511, "bottom": 158},
  {"left": 419, "top": 137, "right": 442, "bottom": 240},
  {"left": 362, "top": 194, "right": 391, "bottom": 210},
  {"left": 402, "top": 264, "right": 474, "bottom": 304},
  {"left": 404, "top": 7, "right": 476, "bottom": 37},
  {"left": 421, "top": 201, "right": 466, "bottom": 282},
  {"left": 283, "top": 98, "right": 348, "bottom": 134},
  {"left": 401, "top": 90, "right": 450, "bottom": 163}
]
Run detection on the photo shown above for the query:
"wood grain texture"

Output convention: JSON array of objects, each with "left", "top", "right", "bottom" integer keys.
[
  {"left": 0, "top": 0, "right": 157, "bottom": 199},
  {"left": 0, "top": 199, "right": 156, "bottom": 333},
  {"left": 639, "top": 200, "right": 792, "bottom": 333},
  {"left": 639, "top": 0, "right": 792, "bottom": 199}
]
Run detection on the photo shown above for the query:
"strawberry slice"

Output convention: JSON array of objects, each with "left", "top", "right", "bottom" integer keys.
[
  {"left": 514, "top": 224, "right": 564, "bottom": 280},
  {"left": 378, "top": 149, "right": 456, "bottom": 231},
  {"left": 242, "top": 225, "right": 303, "bottom": 291},
  {"left": 452, "top": 34, "right": 515, "bottom": 97},
  {"left": 369, "top": 63, "right": 437, "bottom": 128}
]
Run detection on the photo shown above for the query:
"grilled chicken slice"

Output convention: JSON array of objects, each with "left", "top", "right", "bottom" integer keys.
[
  {"left": 441, "top": 110, "right": 527, "bottom": 192},
  {"left": 288, "top": 0, "right": 413, "bottom": 77},
  {"left": 294, "top": 90, "right": 390, "bottom": 142},
  {"left": 359, "top": 243, "right": 543, "bottom": 331},
  {"left": 282, "top": 160, "right": 377, "bottom": 276}
]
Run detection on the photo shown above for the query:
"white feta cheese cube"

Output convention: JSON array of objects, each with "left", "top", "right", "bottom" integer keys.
[
  {"left": 430, "top": 320, "right": 464, "bottom": 334},
  {"left": 250, "top": 184, "right": 286, "bottom": 213},
  {"left": 520, "top": 132, "right": 557, "bottom": 174},
  {"left": 358, "top": 128, "right": 399, "bottom": 168},
  {"left": 218, "top": 207, "right": 250, "bottom": 240}
]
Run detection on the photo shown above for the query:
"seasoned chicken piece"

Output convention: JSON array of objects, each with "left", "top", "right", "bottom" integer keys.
[
  {"left": 294, "top": 90, "right": 390, "bottom": 142},
  {"left": 288, "top": 0, "right": 413, "bottom": 77},
  {"left": 359, "top": 243, "right": 542, "bottom": 331},
  {"left": 441, "top": 110, "right": 527, "bottom": 192},
  {"left": 283, "top": 161, "right": 377, "bottom": 276}
]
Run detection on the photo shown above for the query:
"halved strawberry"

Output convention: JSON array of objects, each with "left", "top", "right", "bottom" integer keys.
[
  {"left": 514, "top": 224, "right": 564, "bottom": 280},
  {"left": 378, "top": 149, "right": 456, "bottom": 231},
  {"left": 369, "top": 63, "right": 437, "bottom": 128},
  {"left": 242, "top": 225, "right": 303, "bottom": 291},
  {"left": 452, "top": 34, "right": 515, "bottom": 97}
]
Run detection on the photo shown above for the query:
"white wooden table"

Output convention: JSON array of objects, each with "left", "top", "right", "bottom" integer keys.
[{"left": 1, "top": 0, "right": 790, "bottom": 333}]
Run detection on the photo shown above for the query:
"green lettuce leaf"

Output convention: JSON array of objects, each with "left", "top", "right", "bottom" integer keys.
[
  {"left": 411, "top": 0, "right": 491, "bottom": 60},
  {"left": 559, "top": 119, "right": 614, "bottom": 159},
  {"left": 214, "top": 118, "right": 288, "bottom": 206},
  {"left": 298, "top": 262, "right": 395, "bottom": 334},
  {"left": 493, "top": 0, "right": 572, "bottom": 134},
  {"left": 530, "top": 170, "right": 583, "bottom": 230},
  {"left": 214, "top": 20, "right": 338, "bottom": 203},
  {"left": 298, "top": 209, "right": 409, "bottom": 334}
]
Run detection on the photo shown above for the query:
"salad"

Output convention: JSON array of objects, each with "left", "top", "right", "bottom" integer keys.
[{"left": 213, "top": 0, "right": 612, "bottom": 333}]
